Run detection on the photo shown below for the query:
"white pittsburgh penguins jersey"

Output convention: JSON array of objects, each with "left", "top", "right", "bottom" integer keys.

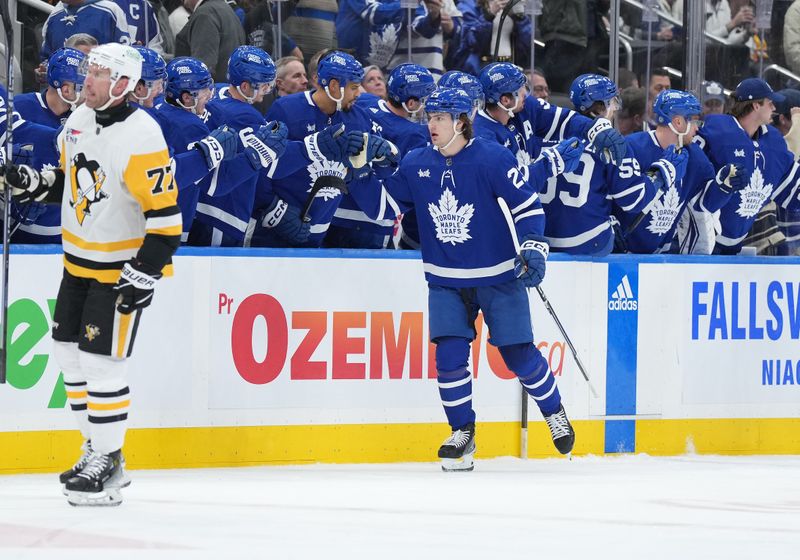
[{"left": 58, "top": 104, "right": 181, "bottom": 283}]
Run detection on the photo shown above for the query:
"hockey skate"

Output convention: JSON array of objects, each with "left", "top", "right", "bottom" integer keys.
[
  {"left": 438, "top": 423, "right": 476, "bottom": 472},
  {"left": 544, "top": 405, "right": 575, "bottom": 455},
  {"left": 60, "top": 442, "right": 130, "bottom": 496},
  {"left": 65, "top": 450, "right": 126, "bottom": 507}
]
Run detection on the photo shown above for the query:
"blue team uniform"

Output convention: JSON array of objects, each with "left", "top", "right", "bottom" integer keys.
[
  {"left": 114, "top": 0, "right": 164, "bottom": 53},
  {"left": 265, "top": 90, "right": 385, "bottom": 247},
  {"left": 336, "top": 0, "right": 404, "bottom": 64},
  {"left": 40, "top": 1, "right": 130, "bottom": 60},
  {"left": 13, "top": 92, "right": 66, "bottom": 128},
  {"left": 697, "top": 115, "right": 800, "bottom": 254}
]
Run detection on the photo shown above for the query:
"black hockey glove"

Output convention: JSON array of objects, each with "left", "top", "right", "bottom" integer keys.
[
  {"left": 0, "top": 164, "right": 54, "bottom": 204},
  {"left": 114, "top": 259, "right": 163, "bottom": 314}
]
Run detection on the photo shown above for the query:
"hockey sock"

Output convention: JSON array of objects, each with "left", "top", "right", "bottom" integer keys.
[
  {"left": 53, "top": 341, "right": 90, "bottom": 440},
  {"left": 80, "top": 351, "right": 130, "bottom": 454},
  {"left": 499, "top": 342, "right": 562, "bottom": 416},
  {"left": 435, "top": 337, "right": 475, "bottom": 429}
]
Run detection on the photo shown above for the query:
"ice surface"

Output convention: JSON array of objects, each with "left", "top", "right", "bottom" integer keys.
[{"left": 1, "top": 454, "right": 798, "bottom": 560}]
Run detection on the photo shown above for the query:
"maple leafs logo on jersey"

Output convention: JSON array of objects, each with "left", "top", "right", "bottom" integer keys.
[
  {"left": 69, "top": 153, "right": 109, "bottom": 225},
  {"left": 736, "top": 166, "right": 772, "bottom": 218},
  {"left": 646, "top": 184, "right": 682, "bottom": 235},
  {"left": 428, "top": 188, "right": 474, "bottom": 246},
  {"left": 368, "top": 24, "right": 400, "bottom": 69},
  {"left": 306, "top": 159, "right": 347, "bottom": 201}
]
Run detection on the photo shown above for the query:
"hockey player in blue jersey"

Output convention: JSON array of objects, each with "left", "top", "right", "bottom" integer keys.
[
  {"left": 623, "top": 90, "right": 745, "bottom": 254},
  {"left": 15, "top": 48, "right": 85, "bottom": 129},
  {"left": 474, "top": 63, "right": 628, "bottom": 178},
  {"left": 263, "top": 51, "right": 392, "bottom": 249},
  {"left": 40, "top": 0, "right": 131, "bottom": 60},
  {"left": 347, "top": 88, "right": 580, "bottom": 470},
  {"left": 541, "top": 74, "right": 671, "bottom": 256},
  {"left": 129, "top": 46, "right": 165, "bottom": 111},
  {"left": 696, "top": 78, "right": 800, "bottom": 254}
]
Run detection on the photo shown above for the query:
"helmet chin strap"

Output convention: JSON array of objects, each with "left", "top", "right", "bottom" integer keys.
[
  {"left": 501, "top": 94, "right": 517, "bottom": 119},
  {"left": 56, "top": 86, "right": 80, "bottom": 111},
  {"left": 132, "top": 84, "right": 154, "bottom": 105},
  {"left": 236, "top": 84, "right": 258, "bottom": 105},
  {"left": 667, "top": 119, "right": 692, "bottom": 149},
  {"left": 439, "top": 120, "right": 463, "bottom": 155},
  {"left": 96, "top": 79, "right": 126, "bottom": 111},
  {"left": 324, "top": 84, "right": 345, "bottom": 112},
  {"left": 402, "top": 100, "right": 420, "bottom": 118}
]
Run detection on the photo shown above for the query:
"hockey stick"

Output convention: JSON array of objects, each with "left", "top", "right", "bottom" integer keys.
[
  {"left": 300, "top": 174, "right": 348, "bottom": 223},
  {"left": 492, "top": 0, "right": 524, "bottom": 62},
  {"left": 0, "top": 0, "right": 15, "bottom": 384}
]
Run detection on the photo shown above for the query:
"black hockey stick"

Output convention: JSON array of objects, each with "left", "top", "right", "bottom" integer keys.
[
  {"left": 0, "top": 0, "right": 16, "bottom": 384},
  {"left": 300, "top": 175, "right": 348, "bottom": 223},
  {"left": 492, "top": 0, "right": 524, "bottom": 61}
]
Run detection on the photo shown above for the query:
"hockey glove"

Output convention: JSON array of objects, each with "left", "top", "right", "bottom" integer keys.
[
  {"left": 542, "top": 137, "right": 583, "bottom": 177},
  {"left": 650, "top": 145, "right": 688, "bottom": 192},
  {"left": 195, "top": 126, "right": 238, "bottom": 170},
  {"left": 257, "top": 195, "right": 311, "bottom": 245},
  {"left": 240, "top": 121, "right": 288, "bottom": 170},
  {"left": 514, "top": 234, "right": 549, "bottom": 288},
  {"left": 587, "top": 118, "right": 626, "bottom": 166},
  {"left": 307, "top": 123, "right": 365, "bottom": 164},
  {"left": 0, "top": 164, "right": 56, "bottom": 204},
  {"left": 365, "top": 134, "right": 400, "bottom": 168},
  {"left": 114, "top": 259, "right": 162, "bottom": 315},
  {"left": 716, "top": 163, "right": 746, "bottom": 193}
]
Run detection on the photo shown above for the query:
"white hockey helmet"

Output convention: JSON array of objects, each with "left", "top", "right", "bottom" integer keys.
[{"left": 83, "top": 43, "right": 143, "bottom": 109}]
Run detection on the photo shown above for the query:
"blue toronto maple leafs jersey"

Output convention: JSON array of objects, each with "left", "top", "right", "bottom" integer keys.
[
  {"left": 114, "top": 0, "right": 164, "bottom": 53},
  {"left": 622, "top": 131, "right": 724, "bottom": 253},
  {"left": 336, "top": 0, "right": 405, "bottom": 64},
  {"left": 13, "top": 92, "right": 66, "bottom": 129},
  {"left": 541, "top": 141, "right": 656, "bottom": 255},
  {"left": 265, "top": 90, "right": 385, "bottom": 246},
  {"left": 41, "top": 0, "right": 130, "bottom": 60},
  {"left": 697, "top": 115, "right": 800, "bottom": 254},
  {"left": 349, "top": 138, "right": 545, "bottom": 287}
]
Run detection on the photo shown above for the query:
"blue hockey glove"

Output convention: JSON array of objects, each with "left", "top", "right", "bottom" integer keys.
[
  {"left": 240, "top": 121, "right": 288, "bottom": 170},
  {"left": 114, "top": 259, "right": 162, "bottom": 314},
  {"left": 362, "top": 134, "right": 400, "bottom": 168},
  {"left": 195, "top": 125, "right": 237, "bottom": 170},
  {"left": 543, "top": 137, "right": 583, "bottom": 176},
  {"left": 307, "top": 123, "right": 364, "bottom": 164},
  {"left": 716, "top": 163, "right": 746, "bottom": 193},
  {"left": 587, "top": 118, "right": 626, "bottom": 165},
  {"left": 514, "top": 234, "right": 549, "bottom": 288},
  {"left": 257, "top": 195, "right": 311, "bottom": 245},
  {"left": 650, "top": 145, "right": 688, "bottom": 192}
]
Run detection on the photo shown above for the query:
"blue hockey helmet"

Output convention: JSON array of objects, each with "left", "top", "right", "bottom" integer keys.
[
  {"left": 569, "top": 73, "right": 618, "bottom": 113},
  {"left": 227, "top": 46, "right": 276, "bottom": 87},
  {"left": 133, "top": 45, "right": 167, "bottom": 85},
  {"left": 47, "top": 47, "right": 85, "bottom": 89},
  {"left": 424, "top": 87, "right": 474, "bottom": 122},
  {"left": 653, "top": 89, "right": 702, "bottom": 125},
  {"left": 387, "top": 64, "right": 436, "bottom": 104},
  {"left": 478, "top": 62, "right": 526, "bottom": 105},
  {"left": 165, "top": 57, "right": 213, "bottom": 112},
  {"left": 317, "top": 51, "right": 365, "bottom": 87},
  {"left": 439, "top": 71, "right": 485, "bottom": 110}
]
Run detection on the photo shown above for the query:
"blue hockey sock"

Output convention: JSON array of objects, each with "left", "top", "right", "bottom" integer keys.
[
  {"left": 435, "top": 337, "right": 475, "bottom": 429},
  {"left": 499, "top": 342, "right": 562, "bottom": 416}
]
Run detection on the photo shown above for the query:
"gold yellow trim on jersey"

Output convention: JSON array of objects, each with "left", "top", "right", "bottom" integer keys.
[
  {"left": 124, "top": 149, "right": 178, "bottom": 213},
  {"left": 62, "top": 229, "right": 144, "bottom": 252}
]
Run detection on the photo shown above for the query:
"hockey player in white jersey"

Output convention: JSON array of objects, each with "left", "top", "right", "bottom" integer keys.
[
  {"left": 347, "top": 88, "right": 582, "bottom": 470},
  {"left": 1, "top": 44, "right": 181, "bottom": 506}
]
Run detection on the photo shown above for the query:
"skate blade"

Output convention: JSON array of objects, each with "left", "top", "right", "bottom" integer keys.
[
  {"left": 441, "top": 453, "right": 475, "bottom": 472},
  {"left": 66, "top": 488, "right": 123, "bottom": 507}
]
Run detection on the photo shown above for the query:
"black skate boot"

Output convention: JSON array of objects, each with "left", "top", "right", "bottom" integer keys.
[
  {"left": 544, "top": 405, "right": 575, "bottom": 455},
  {"left": 438, "top": 423, "right": 476, "bottom": 472},
  {"left": 65, "top": 450, "right": 125, "bottom": 506},
  {"left": 59, "top": 440, "right": 93, "bottom": 485}
]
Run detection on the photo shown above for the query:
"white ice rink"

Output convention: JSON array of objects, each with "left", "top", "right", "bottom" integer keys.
[{"left": 1, "top": 454, "right": 798, "bottom": 560}]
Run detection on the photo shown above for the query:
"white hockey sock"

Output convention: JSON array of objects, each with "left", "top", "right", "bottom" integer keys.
[
  {"left": 80, "top": 351, "right": 130, "bottom": 454},
  {"left": 53, "top": 341, "right": 90, "bottom": 440}
]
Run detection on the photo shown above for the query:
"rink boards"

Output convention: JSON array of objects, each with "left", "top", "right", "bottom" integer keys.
[{"left": 1, "top": 247, "right": 799, "bottom": 473}]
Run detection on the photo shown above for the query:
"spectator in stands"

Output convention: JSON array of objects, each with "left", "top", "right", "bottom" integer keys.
[
  {"left": 362, "top": 66, "right": 387, "bottom": 99},
  {"left": 276, "top": 56, "right": 309, "bottom": 96},
  {"left": 784, "top": 0, "right": 800, "bottom": 76},
  {"left": 645, "top": 68, "right": 671, "bottom": 126},
  {"left": 285, "top": 0, "right": 339, "bottom": 66},
  {"left": 706, "top": 0, "right": 753, "bottom": 44},
  {"left": 615, "top": 87, "right": 646, "bottom": 135},
  {"left": 336, "top": 0, "right": 404, "bottom": 68},
  {"left": 175, "top": 0, "right": 247, "bottom": 81},
  {"left": 618, "top": 68, "right": 639, "bottom": 90},
  {"left": 244, "top": 0, "right": 304, "bottom": 60},
  {"left": 388, "top": 0, "right": 462, "bottom": 79},
  {"left": 165, "top": 0, "right": 191, "bottom": 35},
  {"left": 701, "top": 80, "right": 726, "bottom": 117},
  {"left": 115, "top": 0, "right": 165, "bottom": 53},
  {"left": 65, "top": 33, "right": 99, "bottom": 54},
  {"left": 40, "top": 0, "right": 130, "bottom": 61},
  {"left": 530, "top": 69, "right": 550, "bottom": 102}
]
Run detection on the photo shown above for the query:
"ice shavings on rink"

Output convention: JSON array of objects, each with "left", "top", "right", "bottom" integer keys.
[{"left": 1, "top": 454, "right": 798, "bottom": 560}]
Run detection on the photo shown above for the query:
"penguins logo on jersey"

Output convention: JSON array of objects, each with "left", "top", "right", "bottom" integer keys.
[
  {"left": 69, "top": 153, "right": 109, "bottom": 225},
  {"left": 306, "top": 159, "right": 347, "bottom": 201}
]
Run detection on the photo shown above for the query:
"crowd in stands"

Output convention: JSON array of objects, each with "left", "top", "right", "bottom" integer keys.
[{"left": 3, "top": 0, "right": 800, "bottom": 255}]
